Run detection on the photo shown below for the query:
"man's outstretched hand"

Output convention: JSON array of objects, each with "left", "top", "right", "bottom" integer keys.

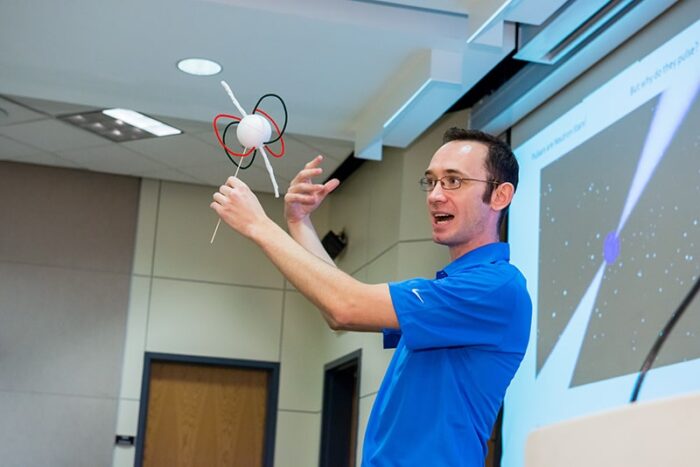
[{"left": 284, "top": 155, "right": 340, "bottom": 225}]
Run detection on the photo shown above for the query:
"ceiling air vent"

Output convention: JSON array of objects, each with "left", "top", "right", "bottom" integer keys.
[{"left": 515, "top": 0, "right": 638, "bottom": 65}]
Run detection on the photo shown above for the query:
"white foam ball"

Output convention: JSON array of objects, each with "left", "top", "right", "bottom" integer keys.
[{"left": 237, "top": 114, "right": 272, "bottom": 148}]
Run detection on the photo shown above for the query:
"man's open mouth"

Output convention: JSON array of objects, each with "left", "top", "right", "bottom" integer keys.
[{"left": 433, "top": 213, "right": 454, "bottom": 224}]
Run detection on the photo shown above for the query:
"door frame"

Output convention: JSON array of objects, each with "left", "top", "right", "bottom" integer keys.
[
  {"left": 319, "top": 349, "right": 362, "bottom": 467},
  {"left": 134, "top": 352, "right": 279, "bottom": 467}
]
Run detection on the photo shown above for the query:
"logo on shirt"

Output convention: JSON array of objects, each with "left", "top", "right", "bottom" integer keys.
[{"left": 411, "top": 288, "right": 424, "bottom": 303}]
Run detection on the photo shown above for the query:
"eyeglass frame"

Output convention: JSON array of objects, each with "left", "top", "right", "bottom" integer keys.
[{"left": 418, "top": 175, "right": 501, "bottom": 192}]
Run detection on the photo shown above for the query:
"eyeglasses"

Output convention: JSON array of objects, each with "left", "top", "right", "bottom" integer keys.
[{"left": 419, "top": 175, "right": 500, "bottom": 192}]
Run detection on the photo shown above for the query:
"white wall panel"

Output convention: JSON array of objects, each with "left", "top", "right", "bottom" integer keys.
[
  {"left": 366, "top": 152, "right": 402, "bottom": 261},
  {"left": 132, "top": 178, "right": 159, "bottom": 276},
  {"left": 274, "top": 410, "right": 321, "bottom": 467},
  {"left": 328, "top": 166, "right": 372, "bottom": 275},
  {"left": 111, "top": 398, "right": 140, "bottom": 467},
  {"left": 0, "top": 387, "right": 117, "bottom": 467},
  {"left": 153, "top": 181, "right": 285, "bottom": 288},
  {"left": 0, "top": 262, "right": 128, "bottom": 397},
  {"left": 147, "top": 278, "right": 283, "bottom": 361},
  {"left": 397, "top": 240, "right": 451, "bottom": 280},
  {"left": 359, "top": 332, "right": 394, "bottom": 398},
  {"left": 0, "top": 162, "right": 139, "bottom": 272},
  {"left": 278, "top": 291, "right": 329, "bottom": 412},
  {"left": 118, "top": 275, "right": 151, "bottom": 400}
]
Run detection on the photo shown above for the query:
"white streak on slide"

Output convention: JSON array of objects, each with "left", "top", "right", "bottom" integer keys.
[
  {"left": 259, "top": 146, "right": 279, "bottom": 198},
  {"left": 538, "top": 264, "right": 606, "bottom": 390},
  {"left": 220, "top": 80, "right": 248, "bottom": 117},
  {"left": 617, "top": 72, "right": 700, "bottom": 233}
]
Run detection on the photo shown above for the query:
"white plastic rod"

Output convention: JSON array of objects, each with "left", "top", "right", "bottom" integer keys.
[
  {"left": 220, "top": 80, "right": 248, "bottom": 117},
  {"left": 259, "top": 145, "right": 279, "bottom": 198}
]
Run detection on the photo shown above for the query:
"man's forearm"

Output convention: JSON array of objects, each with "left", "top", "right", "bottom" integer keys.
[
  {"left": 211, "top": 176, "right": 397, "bottom": 331},
  {"left": 258, "top": 217, "right": 396, "bottom": 331},
  {"left": 287, "top": 216, "right": 336, "bottom": 266}
]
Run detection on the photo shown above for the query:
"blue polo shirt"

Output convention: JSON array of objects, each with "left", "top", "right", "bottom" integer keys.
[{"left": 362, "top": 242, "right": 531, "bottom": 466}]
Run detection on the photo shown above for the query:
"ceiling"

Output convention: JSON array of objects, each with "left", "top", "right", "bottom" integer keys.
[{"left": 0, "top": 0, "right": 568, "bottom": 193}]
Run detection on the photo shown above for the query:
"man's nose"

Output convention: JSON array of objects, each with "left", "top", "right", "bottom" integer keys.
[{"left": 427, "top": 181, "right": 447, "bottom": 202}]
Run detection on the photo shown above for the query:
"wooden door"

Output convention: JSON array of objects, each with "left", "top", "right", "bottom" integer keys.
[{"left": 142, "top": 360, "right": 269, "bottom": 467}]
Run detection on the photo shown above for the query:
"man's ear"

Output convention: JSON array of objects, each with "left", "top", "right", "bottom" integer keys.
[{"left": 491, "top": 182, "right": 514, "bottom": 212}]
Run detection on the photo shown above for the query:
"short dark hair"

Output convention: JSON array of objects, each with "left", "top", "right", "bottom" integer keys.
[{"left": 442, "top": 127, "right": 519, "bottom": 226}]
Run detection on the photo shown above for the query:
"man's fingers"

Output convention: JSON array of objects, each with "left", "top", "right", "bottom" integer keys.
[
  {"left": 218, "top": 184, "right": 235, "bottom": 198},
  {"left": 287, "top": 182, "right": 324, "bottom": 195},
  {"left": 323, "top": 178, "right": 340, "bottom": 195},
  {"left": 304, "top": 155, "right": 324, "bottom": 169},
  {"left": 284, "top": 193, "right": 318, "bottom": 205},
  {"left": 212, "top": 192, "right": 227, "bottom": 204},
  {"left": 226, "top": 176, "right": 250, "bottom": 191},
  {"left": 290, "top": 156, "right": 325, "bottom": 184},
  {"left": 210, "top": 201, "right": 222, "bottom": 214},
  {"left": 291, "top": 167, "right": 323, "bottom": 185}
]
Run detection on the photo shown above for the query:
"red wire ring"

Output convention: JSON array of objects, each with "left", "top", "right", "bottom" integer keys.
[
  {"left": 212, "top": 114, "right": 255, "bottom": 158},
  {"left": 212, "top": 110, "right": 286, "bottom": 159},
  {"left": 254, "top": 109, "right": 285, "bottom": 158}
]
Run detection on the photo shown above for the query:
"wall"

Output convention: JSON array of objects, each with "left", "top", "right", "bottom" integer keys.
[{"left": 0, "top": 162, "right": 139, "bottom": 467}]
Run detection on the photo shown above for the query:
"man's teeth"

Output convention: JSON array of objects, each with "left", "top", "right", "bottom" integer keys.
[{"left": 434, "top": 214, "right": 454, "bottom": 222}]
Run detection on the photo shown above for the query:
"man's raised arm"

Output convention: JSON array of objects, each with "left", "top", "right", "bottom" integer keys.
[{"left": 284, "top": 155, "right": 340, "bottom": 266}]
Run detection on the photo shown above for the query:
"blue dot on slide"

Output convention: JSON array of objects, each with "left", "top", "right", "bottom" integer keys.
[{"left": 603, "top": 231, "right": 620, "bottom": 264}]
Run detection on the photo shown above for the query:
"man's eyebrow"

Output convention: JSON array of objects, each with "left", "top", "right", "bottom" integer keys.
[
  {"left": 445, "top": 169, "right": 466, "bottom": 175},
  {"left": 424, "top": 168, "right": 468, "bottom": 176}
]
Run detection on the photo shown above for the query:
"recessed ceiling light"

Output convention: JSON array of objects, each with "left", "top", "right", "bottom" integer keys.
[
  {"left": 177, "top": 57, "right": 222, "bottom": 76},
  {"left": 59, "top": 109, "right": 182, "bottom": 142},
  {"left": 103, "top": 109, "right": 181, "bottom": 137}
]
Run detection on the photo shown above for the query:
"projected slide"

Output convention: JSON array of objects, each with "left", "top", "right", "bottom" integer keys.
[
  {"left": 503, "top": 16, "right": 700, "bottom": 467},
  {"left": 539, "top": 88, "right": 700, "bottom": 387}
]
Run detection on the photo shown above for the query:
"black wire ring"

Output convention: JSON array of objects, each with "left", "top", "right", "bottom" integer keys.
[
  {"left": 252, "top": 93, "right": 288, "bottom": 145},
  {"left": 222, "top": 120, "right": 257, "bottom": 170}
]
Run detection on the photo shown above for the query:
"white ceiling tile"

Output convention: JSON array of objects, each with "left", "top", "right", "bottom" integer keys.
[
  {"left": 0, "top": 96, "right": 46, "bottom": 126},
  {"left": 0, "top": 119, "right": 108, "bottom": 152},
  {"left": 189, "top": 129, "right": 224, "bottom": 146},
  {"left": 248, "top": 147, "right": 344, "bottom": 183},
  {"left": 184, "top": 159, "right": 291, "bottom": 194},
  {"left": 56, "top": 144, "right": 170, "bottom": 175},
  {"left": 155, "top": 115, "right": 212, "bottom": 134},
  {"left": 0, "top": 135, "right": 45, "bottom": 159},
  {"left": 3, "top": 151, "right": 81, "bottom": 169},
  {"left": 284, "top": 133, "right": 354, "bottom": 161},
  {"left": 123, "top": 133, "right": 221, "bottom": 168},
  {"left": 138, "top": 167, "right": 203, "bottom": 185},
  {"left": 6, "top": 95, "right": 98, "bottom": 117}
]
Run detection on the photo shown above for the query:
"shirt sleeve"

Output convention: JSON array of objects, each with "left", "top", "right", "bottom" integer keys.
[{"left": 388, "top": 265, "right": 520, "bottom": 351}]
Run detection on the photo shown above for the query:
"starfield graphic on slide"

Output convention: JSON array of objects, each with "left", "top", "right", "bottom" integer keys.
[{"left": 537, "top": 90, "right": 700, "bottom": 387}]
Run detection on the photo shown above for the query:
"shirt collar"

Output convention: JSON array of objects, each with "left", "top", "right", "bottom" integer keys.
[{"left": 441, "top": 242, "right": 510, "bottom": 276}]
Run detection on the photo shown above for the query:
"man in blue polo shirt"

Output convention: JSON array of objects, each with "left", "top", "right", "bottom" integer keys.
[{"left": 211, "top": 128, "right": 532, "bottom": 466}]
